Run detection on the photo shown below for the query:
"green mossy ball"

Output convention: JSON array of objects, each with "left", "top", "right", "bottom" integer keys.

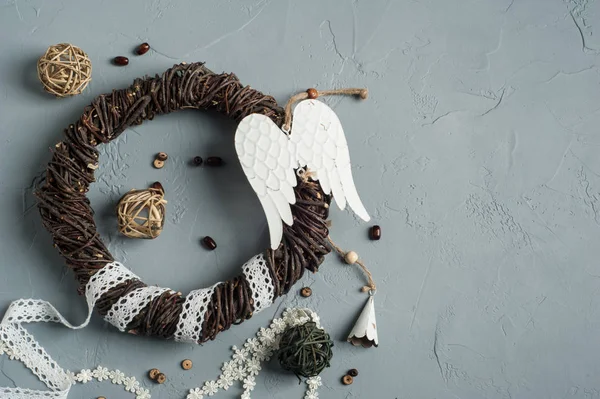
[{"left": 277, "top": 321, "right": 334, "bottom": 379}]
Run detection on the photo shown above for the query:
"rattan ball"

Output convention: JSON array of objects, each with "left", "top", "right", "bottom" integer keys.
[
  {"left": 277, "top": 321, "right": 333, "bottom": 379},
  {"left": 117, "top": 187, "right": 167, "bottom": 239},
  {"left": 37, "top": 43, "right": 92, "bottom": 97}
]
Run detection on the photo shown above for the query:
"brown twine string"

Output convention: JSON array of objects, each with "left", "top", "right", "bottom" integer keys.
[
  {"left": 36, "top": 62, "right": 332, "bottom": 342},
  {"left": 117, "top": 187, "right": 166, "bottom": 239},
  {"left": 327, "top": 236, "right": 376, "bottom": 293},
  {"left": 37, "top": 43, "right": 92, "bottom": 97},
  {"left": 282, "top": 88, "right": 368, "bottom": 132}
]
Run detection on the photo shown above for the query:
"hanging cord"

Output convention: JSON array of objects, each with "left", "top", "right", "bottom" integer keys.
[
  {"left": 327, "top": 236, "right": 376, "bottom": 293},
  {"left": 282, "top": 87, "right": 368, "bottom": 132}
]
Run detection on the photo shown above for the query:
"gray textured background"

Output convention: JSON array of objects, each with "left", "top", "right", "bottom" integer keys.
[{"left": 1, "top": 0, "right": 600, "bottom": 398}]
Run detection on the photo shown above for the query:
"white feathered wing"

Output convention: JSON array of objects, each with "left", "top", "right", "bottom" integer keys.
[
  {"left": 235, "top": 99, "right": 369, "bottom": 250},
  {"left": 235, "top": 114, "right": 298, "bottom": 249},
  {"left": 290, "top": 99, "right": 370, "bottom": 221}
]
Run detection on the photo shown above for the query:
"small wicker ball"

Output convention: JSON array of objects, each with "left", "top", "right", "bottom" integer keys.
[
  {"left": 117, "top": 187, "right": 167, "bottom": 239},
  {"left": 37, "top": 43, "right": 92, "bottom": 97},
  {"left": 277, "top": 321, "right": 333, "bottom": 379}
]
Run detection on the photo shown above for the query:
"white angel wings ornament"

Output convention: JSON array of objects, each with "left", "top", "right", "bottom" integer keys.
[{"left": 235, "top": 99, "right": 370, "bottom": 249}]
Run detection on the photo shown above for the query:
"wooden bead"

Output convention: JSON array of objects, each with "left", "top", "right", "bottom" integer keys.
[
  {"left": 342, "top": 375, "right": 353, "bottom": 385},
  {"left": 370, "top": 225, "right": 381, "bottom": 240},
  {"left": 300, "top": 287, "right": 312, "bottom": 297},
  {"left": 181, "top": 359, "right": 193, "bottom": 370},
  {"left": 148, "top": 368, "right": 160, "bottom": 380},
  {"left": 113, "top": 56, "right": 129, "bottom": 66},
  {"left": 156, "top": 152, "right": 168, "bottom": 161},
  {"left": 156, "top": 373, "right": 167, "bottom": 384},
  {"left": 307, "top": 88, "right": 318, "bottom": 99},
  {"left": 202, "top": 236, "right": 217, "bottom": 250},
  {"left": 193, "top": 156, "right": 203, "bottom": 166},
  {"left": 97, "top": 397, "right": 106, "bottom": 399},
  {"left": 344, "top": 251, "right": 359, "bottom": 264},
  {"left": 153, "top": 159, "right": 164, "bottom": 169},
  {"left": 136, "top": 42, "right": 150, "bottom": 55},
  {"left": 150, "top": 181, "right": 164, "bottom": 192},
  {"left": 206, "top": 156, "right": 223, "bottom": 166},
  {"left": 348, "top": 368, "right": 359, "bottom": 377}
]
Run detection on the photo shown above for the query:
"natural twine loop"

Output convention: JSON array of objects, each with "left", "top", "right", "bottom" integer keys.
[
  {"left": 282, "top": 87, "right": 368, "bottom": 132},
  {"left": 327, "top": 236, "right": 377, "bottom": 293},
  {"left": 37, "top": 43, "right": 92, "bottom": 97},
  {"left": 117, "top": 187, "right": 167, "bottom": 239},
  {"left": 277, "top": 321, "right": 334, "bottom": 380}
]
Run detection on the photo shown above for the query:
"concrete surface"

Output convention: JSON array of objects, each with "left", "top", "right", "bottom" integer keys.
[{"left": 1, "top": 0, "right": 600, "bottom": 398}]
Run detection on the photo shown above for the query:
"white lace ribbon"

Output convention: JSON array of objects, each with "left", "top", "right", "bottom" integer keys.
[
  {"left": 0, "top": 253, "right": 279, "bottom": 398},
  {"left": 241, "top": 254, "right": 275, "bottom": 313},
  {"left": 0, "top": 261, "right": 139, "bottom": 398}
]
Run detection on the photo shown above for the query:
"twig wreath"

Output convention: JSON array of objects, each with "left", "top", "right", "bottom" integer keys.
[{"left": 35, "top": 62, "right": 334, "bottom": 343}]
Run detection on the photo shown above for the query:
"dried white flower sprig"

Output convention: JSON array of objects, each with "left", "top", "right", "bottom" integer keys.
[{"left": 186, "top": 308, "right": 324, "bottom": 399}]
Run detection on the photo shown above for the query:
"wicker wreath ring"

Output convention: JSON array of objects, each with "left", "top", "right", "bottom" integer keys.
[{"left": 36, "top": 62, "right": 331, "bottom": 343}]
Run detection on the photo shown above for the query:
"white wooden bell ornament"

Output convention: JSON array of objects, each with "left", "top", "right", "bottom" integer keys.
[{"left": 347, "top": 294, "right": 379, "bottom": 348}]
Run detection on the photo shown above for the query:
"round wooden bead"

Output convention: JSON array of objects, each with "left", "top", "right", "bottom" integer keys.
[
  {"left": 369, "top": 225, "right": 381, "bottom": 240},
  {"left": 342, "top": 375, "right": 353, "bottom": 385},
  {"left": 156, "top": 373, "right": 167, "bottom": 384},
  {"left": 348, "top": 368, "right": 359, "bottom": 377},
  {"left": 344, "top": 251, "right": 359, "bottom": 264},
  {"left": 300, "top": 287, "right": 312, "bottom": 297},
  {"left": 148, "top": 368, "right": 160, "bottom": 380},
  {"left": 153, "top": 159, "right": 164, "bottom": 169},
  {"left": 202, "top": 236, "right": 217, "bottom": 250},
  {"left": 193, "top": 156, "right": 203, "bottom": 166},
  {"left": 181, "top": 359, "right": 193, "bottom": 370},
  {"left": 156, "top": 152, "right": 168, "bottom": 161},
  {"left": 307, "top": 88, "right": 318, "bottom": 99},
  {"left": 97, "top": 397, "right": 106, "bottom": 399}
]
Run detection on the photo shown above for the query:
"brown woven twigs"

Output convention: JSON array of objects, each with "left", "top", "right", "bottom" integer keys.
[{"left": 35, "top": 62, "right": 331, "bottom": 342}]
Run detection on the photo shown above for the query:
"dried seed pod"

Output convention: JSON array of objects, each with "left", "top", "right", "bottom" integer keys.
[
  {"left": 206, "top": 156, "right": 223, "bottom": 166},
  {"left": 202, "top": 236, "right": 217, "bottom": 250},
  {"left": 136, "top": 42, "right": 150, "bottom": 55},
  {"left": 113, "top": 56, "right": 129, "bottom": 66},
  {"left": 156, "top": 152, "right": 168, "bottom": 161},
  {"left": 370, "top": 225, "right": 381, "bottom": 240},
  {"left": 148, "top": 368, "right": 160, "bottom": 380},
  {"left": 156, "top": 373, "right": 167, "bottom": 384}
]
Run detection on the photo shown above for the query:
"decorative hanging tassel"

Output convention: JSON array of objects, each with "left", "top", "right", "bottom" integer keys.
[{"left": 347, "top": 295, "right": 378, "bottom": 348}]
